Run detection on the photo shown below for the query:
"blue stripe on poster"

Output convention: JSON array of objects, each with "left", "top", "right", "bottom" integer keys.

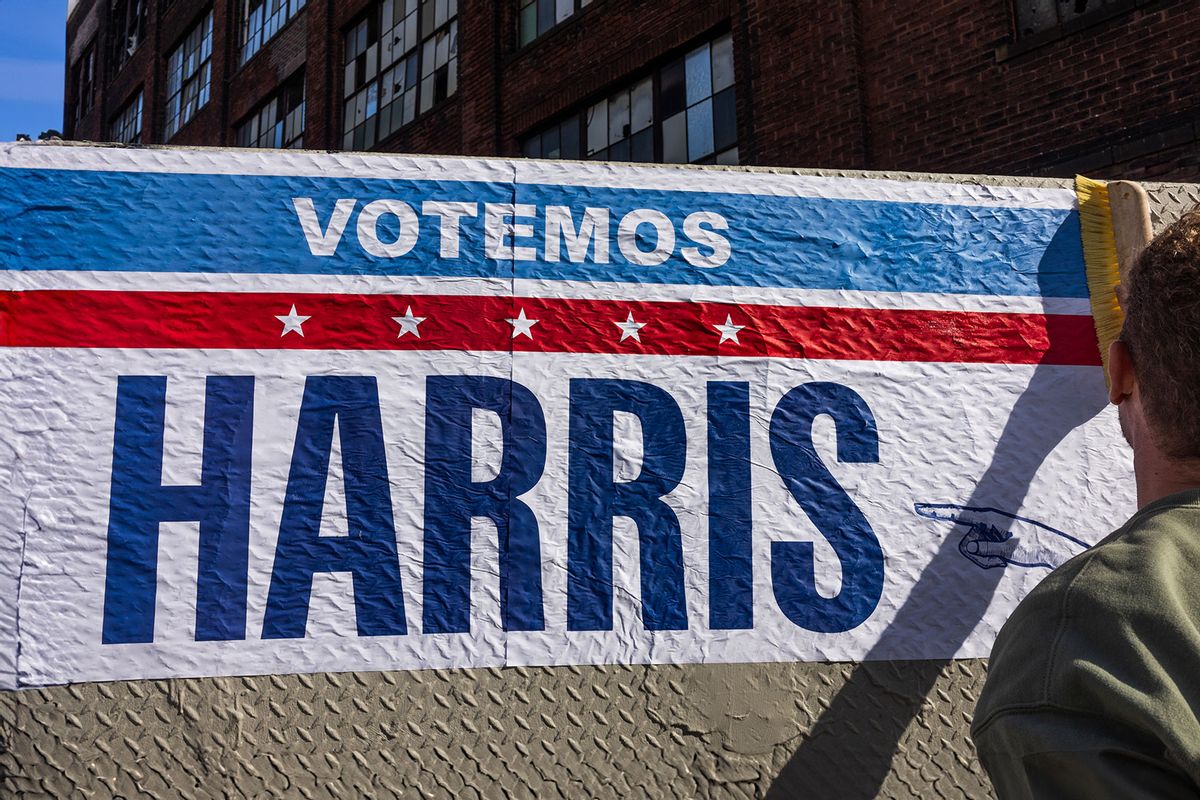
[{"left": 0, "top": 167, "right": 1086, "bottom": 298}]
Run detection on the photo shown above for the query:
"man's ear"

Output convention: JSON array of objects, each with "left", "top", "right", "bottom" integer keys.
[{"left": 1108, "top": 339, "right": 1136, "bottom": 405}]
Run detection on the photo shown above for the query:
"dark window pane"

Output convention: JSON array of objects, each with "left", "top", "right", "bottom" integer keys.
[
  {"left": 560, "top": 115, "right": 580, "bottom": 159},
  {"left": 538, "top": 0, "right": 555, "bottom": 35},
  {"left": 661, "top": 58, "right": 686, "bottom": 118},
  {"left": 421, "top": 0, "right": 435, "bottom": 36},
  {"left": 713, "top": 87, "right": 736, "bottom": 152},
  {"left": 608, "top": 138, "right": 630, "bottom": 162},
  {"left": 522, "top": 135, "right": 540, "bottom": 158},
  {"left": 519, "top": 1, "right": 536, "bottom": 46},
  {"left": 542, "top": 125, "right": 561, "bottom": 158},
  {"left": 434, "top": 64, "right": 449, "bottom": 102},
  {"left": 379, "top": 103, "right": 393, "bottom": 138},
  {"left": 631, "top": 128, "right": 654, "bottom": 162}
]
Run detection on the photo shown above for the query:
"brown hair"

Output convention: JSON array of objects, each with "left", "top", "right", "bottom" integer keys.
[{"left": 1121, "top": 208, "right": 1200, "bottom": 458}]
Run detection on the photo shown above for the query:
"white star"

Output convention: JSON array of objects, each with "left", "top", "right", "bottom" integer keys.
[
  {"left": 614, "top": 311, "right": 647, "bottom": 342},
  {"left": 392, "top": 306, "right": 426, "bottom": 338},
  {"left": 713, "top": 314, "right": 745, "bottom": 344},
  {"left": 505, "top": 308, "right": 539, "bottom": 339},
  {"left": 275, "top": 304, "right": 311, "bottom": 337}
]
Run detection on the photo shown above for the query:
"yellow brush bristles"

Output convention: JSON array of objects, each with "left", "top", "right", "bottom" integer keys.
[{"left": 1075, "top": 175, "right": 1125, "bottom": 387}]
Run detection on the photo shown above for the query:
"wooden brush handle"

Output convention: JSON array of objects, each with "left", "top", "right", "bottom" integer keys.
[{"left": 1106, "top": 180, "right": 1153, "bottom": 299}]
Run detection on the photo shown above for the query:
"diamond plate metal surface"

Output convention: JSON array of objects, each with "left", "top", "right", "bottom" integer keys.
[
  {"left": 2, "top": 166, "right": 1193, "bottom": 800},
  {"left": 0, "top": 661, "right": 993, "bottom": 799},
  {"left": 1142, "top": 181, "right": 1200, "bottom": 231}
]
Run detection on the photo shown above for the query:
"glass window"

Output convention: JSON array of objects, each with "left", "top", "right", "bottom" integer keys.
[
  {"left": 342, "top": 0, "right": 456, "bottom": 150},
  {"left": 521, "top": 32, "right": 737, "bottom": 166},
  {"left": 108, "top": 0, "right": 147, "bottom": 76},
  {"left": 521, "top": 116, "right": 580, "bottom": 160},
  {"left": 236, "top": 71, "right": 306, "bottom": 149},
  {"left": 109, "top": 91, "right": 144, "bottom": 144},
  {"left": 1014, "top": 0, "right": 1121, "bottom": 38},
  {"left": 518, "top": 0, "right": 594, "bottom": 46},
  {"left": 239, "top": 0, "right": 307, "bottom": 65},
  {"left": 165, "top": 10, "right": 214, "bottom": 139},
  {"left": 71, "top": 43, "right": 96, "bottom": 125}
]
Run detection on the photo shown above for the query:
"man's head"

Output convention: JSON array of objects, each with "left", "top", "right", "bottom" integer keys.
[{"left": 1109, "top": 209, "right": 1200, "bottom": 465}]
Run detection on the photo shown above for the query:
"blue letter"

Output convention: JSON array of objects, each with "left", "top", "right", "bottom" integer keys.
[
  {"left": 423, "top": 376, "right": 547, "bottom": 634},
  {"left": 708, "top": 381, "right": 753, "bottom": 629},
  {"left": 769, "top": 382, "right": 882, "bottom": 633},
  {"left": 568, "top": 379, "right": 687, "bottom": 631},
  {"left": 103, "top": 376, "right": 254, "bottom": 644},
  {"left": 262, "top": 377, "right": 406, "bottom": 638}
]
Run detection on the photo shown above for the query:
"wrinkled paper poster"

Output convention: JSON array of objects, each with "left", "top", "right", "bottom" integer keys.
[{"left": 0, "top": 144, "right": 1133, "bottom": 688}]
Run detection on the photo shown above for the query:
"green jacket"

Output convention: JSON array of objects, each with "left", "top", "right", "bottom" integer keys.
[{"left": 972, "top": 489, "right": 1200, "bottom": 799}]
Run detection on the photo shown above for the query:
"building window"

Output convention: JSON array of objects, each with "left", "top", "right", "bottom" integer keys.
[
  {"left": 239, "top": 0, "right": 307, "bottom": 66},
  {"left": 108, "top": 0, "right": 147, "bottom": 75},
  {"left": 71, "top": 43, "right": 96, "bottom": 125},
  {"left": 1014, "top": 0, "right": 1120, "bottom": 38},
  {"left": 342, "top": 0, "right": 458, "bottom": 151},
  {"left": 522, "top": 32, "right": 737, "bottom": 166},
  {"left": 165, "top": 10, "right": 214, "bottom": 140},
  {"left": 109, "top": 91, "right": 144, "bottom": 144},
  {"left": 518, "top": 0, "right": 593, "bottom": 47},
  {"left": 521, "top": 116, "right": 581, "bottom": 160},
  {"left": 236, "top": 72, "right": 306, "bottom": 148}
]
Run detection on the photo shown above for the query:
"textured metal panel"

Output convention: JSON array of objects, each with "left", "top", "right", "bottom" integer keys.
[
  {"left": 0, "top": 661, "right": 992, "bottom": 799},
  {"left": 1143, "top": 181, "right": 1200, "bottom": 231},
  {"left": 2, "top": 164, "right": 1194, "bottom": 800}
]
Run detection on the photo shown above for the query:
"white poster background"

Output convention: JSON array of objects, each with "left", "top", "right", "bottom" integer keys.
[{"left": 0, "top": 346, "right": 1132, "bottom": 688}]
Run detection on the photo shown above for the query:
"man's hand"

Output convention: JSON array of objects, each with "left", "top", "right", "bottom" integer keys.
[{"left": 914, "top": 504, "right": 1089, "bottom": 570}]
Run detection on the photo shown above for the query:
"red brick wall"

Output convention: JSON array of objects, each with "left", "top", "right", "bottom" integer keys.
[
  {"left": 857, "top": 0, "right": 1199, "bottom": 179},
  {"left": 740, "top": 0, "right": 868, "bottom": 169},
  {"left": 64, "top": 0, "right": 1200, "bottom": 181}
]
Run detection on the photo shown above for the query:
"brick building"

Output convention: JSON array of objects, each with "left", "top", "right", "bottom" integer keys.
[{"left": 64, "top": 0, "right": 1199, "bottom": 180}]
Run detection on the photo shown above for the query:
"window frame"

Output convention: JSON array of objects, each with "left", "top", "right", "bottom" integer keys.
[
  {"left": 1002, "top": 0, "right": 1153, "bottom": 58},
  {"left": 521, "top": 31, "right": 738, "bottom": 168},
  {"left": 164, "top": 9, "right": 215, "bottom": 140},
  {"left": 237, "top": 0, "right": 307, "bottom": 67},
  {"left": 340, "top": 0, "right": 459, "bottom": 151},
  {"left": 109, "top": 90, "right": 144, "bottom": 144},
  {"left": 71, "top": 42, "right": 97, "bottom": 126},
  {"left": 235, "top": 70, "right": 307, "bottom": 149},
  {"left": 517, "top": 0, "right": 595, "bottom": 48},
  {"left": 108, "top": 0, "right": 148, "bottom": 78}
]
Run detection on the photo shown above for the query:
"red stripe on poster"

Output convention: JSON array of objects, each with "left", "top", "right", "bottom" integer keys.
[{"left": 0, "top": 291, "right": 1101, "bottom": 366}]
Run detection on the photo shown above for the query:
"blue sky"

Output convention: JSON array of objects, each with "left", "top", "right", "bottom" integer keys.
[{"left": 0, "top": 1, "right": 66, "bottom": 139}]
